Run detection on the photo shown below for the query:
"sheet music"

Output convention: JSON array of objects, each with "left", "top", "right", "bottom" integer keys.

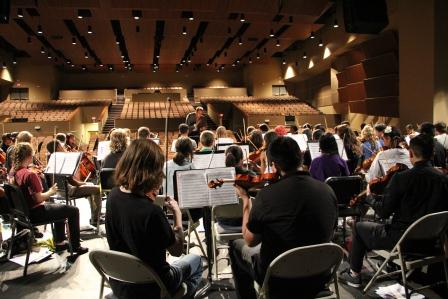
[
  {"left": 216, "top": 144, "right": 250, "bottom": 161},
  {"left": 45, "top": 152, "right": 81, "bottom": 176},
  {"left": 192, "top": 153, "right": 226, "bottom": 169},
  {"left": 308, "top": 142, "right": 321, "bottom": 160},
  {"left": 289, "top": 134, "right": 308, "bottom": 151},
  {"left": 217, "top": 137, "right": 234, "bottom": 144},
  {"left": 206, "top": 168, "right": 237, "bottom": 206},
  {"left": 308, "top": 140, "right": 348, "bottom": 161},
  {"left": 336, "top": 139, "right": 348, "bottom": 161},
  {"left": 97, "top": 141, "right": 111, "bottom": 161},
  {"left": 176, "top": 170, "right": 209, "bottom": 208}
]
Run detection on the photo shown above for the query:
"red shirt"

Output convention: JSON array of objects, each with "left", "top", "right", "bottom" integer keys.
[{"left": 14, "top": 168, "right": 43, "bottom": 209}]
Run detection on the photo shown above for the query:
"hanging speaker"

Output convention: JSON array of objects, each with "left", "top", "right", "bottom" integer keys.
[
  {"left": 0, "top": 0, "right": 10, "bottom": 24},
  {"left": 343, "top": 0, "right": 389, "bottom": 34}
]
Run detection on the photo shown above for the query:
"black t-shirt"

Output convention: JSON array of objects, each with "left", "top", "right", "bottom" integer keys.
[
  {"left": 105, "top": 187, "right": 175, "bottom": 298},
  {"left": 101, "top": 151, "right": 123, "bottom": 169},
  {"left": 247, "top": 171, "right": 338, "bottom": 279}
]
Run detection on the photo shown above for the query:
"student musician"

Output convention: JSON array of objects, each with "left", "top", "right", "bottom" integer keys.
[
  {"left": 259, "top": 131, "right": 278, "bottom": 174},
  {"left": 230, "top": 137, "right": 338, "bottom": 299},
  {"left": 374, "top": 123, "right": 387, "bottom": 148},
  {"left": 65, "top": 133, "right": 79, "bottom": 152},
  {"left": 1, "top": 133, "right": 13, "bottom": 153},
  {"left": 216, "top": 126, "right": 234, "bottom": 144},
  {"left": 5, "top": 131, "right": 36, "bottom": 172},
  {"left": 46, "top": 140, "right": 102, "bottom": 227},
  {"left": 338, "top": 125, "right": 362, "bottom": 174},
  {"left": 198, "top": 130, "right": 215, "bottom": 153},
  {"left": 420, "top": 122, "right": 447, "bottom": 169},
  {"left": 434, "top": 122, "right": 448, "bottom": 151},
  {"left": 174, "top": 123, "right": 197, "bottom": 149},
  {"left": 366, "top": 126, "right": 411, "bottom": 182},
  {"left": 360, "top": 125, "right": 381, "bottom": 161},
  {"left": 101, "top": 129, "right": 128, "bottom": 169},
  {"left": 12, "top": 142, "right": 87, "bottom": 254},
  {"left": 309, "top": 133, "right": 350, "bottom": 182},
  {"left": 339, "top": 134, "right": 448, "bottom": 288},
  {"left": 248, "top": 130, "right": 263, "bottom": 153},
  {"left": 106, "top": 139, "right": 203, "bottom": 299},
  {"left": 137, "top": 126, "right": 157, "bottom": 140}
]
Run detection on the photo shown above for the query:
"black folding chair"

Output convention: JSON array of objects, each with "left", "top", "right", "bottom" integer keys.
[
  {"left": 4, "top": 183, "right": 73, "bottom": 276},
  {"left": 325, "top": 176, "right": 363, "bottom": 246}
]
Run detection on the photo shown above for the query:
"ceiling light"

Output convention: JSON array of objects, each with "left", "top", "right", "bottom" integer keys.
[
  {"left": 232, "top": 63, "right": 236, "bottom": 67},
  {"left": 99, "top": 64, "right": 103, "bottom": 67},
  {"left": 176, "top": 69, "right": 179, "bottom": 72},
  {"left": 238, "top": 37, "right": 243, "bottom": 45},
  {"left": 17, "top": 8, "right": 24, "bottom": 18},
  {"left": 249, "top": 58, "right": 252, "bottom": 64},
  {"left": 302, "top": 52, "right": 307, "bottom": 59},
  {"left": 132, "top": 10, "right": 142, "bottom": 20},
  {"left": 77, "top": 9, "right": 92, "bottom": 19},
  {"left": 108, "top": 65, "right": 113, "bottom": 71},
  {"left": 182, "top": 26, "right": 187, "bottom": 35},
  {"left": 82, "top": 65, "right": 87, "bottom": 71},
  {"left": 180, "top": 62, "right": 183, "bottom": 66},
  {"left": 12, "top": 58, "right": 17, "bottom": 64},
  {"left": 27, "top": 36, "right": 31, "bottom": 43},
  {"left": 116, "top": 39, "right": 120, "bottom": 45},
  {"left": 156, "top": 55, "right": 160, "bottom": 58},
  {"left": 2, "top": 62, "right": 6, "bottom": 69},
  {"left": 333, "top": 19, "right": 339, "bottom": 28},
  {"left": 47, "top": 53, "right": 52, "bottom": 59},
  {"left": 71, "top": 64, "right": 75, "bottom": 67},
  {"left": 236, "top": 59, "right": 240, "bottom": 64},
  {"left": 66, "top": 60, "right": 71, "bottom": 64},
  {"left": 72, "top": 37, "right": 77, "bottom": 45},
  {"left": 310, "top": 31, "right": 315, "bottom": 39},
  {"left": 40, "top": 47, "right": 45, "bottom": 54},
  {"left": 269, "top": 29, "right": 275, "bottom": 37},
  {"left": 78, "top": 12, "right": 83, "bottom": 19},
  {"left": 85, "top": 52, "right": 89, "bottom": 59},
  {"left": 188, "top": 13, "right": 194, "bottom": 21},
  {"left": 256, "top": 52, "right": 260, "bottom": 59},
  {"left": 153, "top": 69, "right": 156, "bottom": 73},
  {"left": 276, "top": 39, "right": 280, "bottom": 47},
  {"left": 240, "top": 13, "right": 245, "bottom": 22},
  {"left": 206, "top": 63, "right": 210, "bottom": 66},
  {"left": 187, "top": 57, "right": 191, "bottom": 63},
  {"left": 318, "top": 39, "right": 323, "bottom": 47},
  {"left": 282, "top": 58, "right": 286, "bottom": 65},
  {"left": 121, "top": 54, "right": 125, "bottom": 58},
  {"left": 37, "top": 25, "right": 43, "bottom": 34},
  {"left": 87, "top": 25, "right": 93, "bottom": 34}
]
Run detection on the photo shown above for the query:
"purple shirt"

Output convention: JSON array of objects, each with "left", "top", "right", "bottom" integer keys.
[{"left": 309, "top": 154, "right": 350, "bottom": 182}]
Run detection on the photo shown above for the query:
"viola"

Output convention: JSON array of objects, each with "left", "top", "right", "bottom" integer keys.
[
  {"left": 350, "top": 163, "right": 409, "bottom": 207},
  {"left": 208, "top": 172, "right": 280, "bottom": 195}
]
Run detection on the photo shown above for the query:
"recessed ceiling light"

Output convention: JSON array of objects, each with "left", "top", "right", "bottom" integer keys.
[
  {"left": 276, "top": 39, "right": 280, "bottom": 47},
  {"left": 333, "top": 19, "right": 339, "bottom": 28},
  {"left": 269, "top": 29, "right": 274, "bottom": 38},
  {"left": 72, "top": 37, "right": 77, "bottom": 45},
  {"left": 132, "top": 10, "right": 142, "bottom": 20},
  {"left": 238, "top": 37, "right": 243, "bottom": 46},
  {"left": 318, "top": 39, "right": 323, "bottom": 47},
  {"left": 310, "top": 31, "right": 315, "bottom": 39},
  {"left": 256, "top": 53, "right": 260, "bottom": 59},
  {"left": 85, "top": 52, "right": 89, "bottom": 59},
  {"left": 182, "top": 26, "right": 187, "bottom": 35},
  {"left": 2, "top": 62, "right": 6, "bottom": 69},
  {"left": 282, "top": 58, "right": 286, "bottom": 65},
  {"left": 302, "top": 52, "right": 307, "bottom": 59},
  {"left": 87, "top": 25, "right": 93, "bottom": 34},
  {"left": 40, "top": 47, "right": 45, "bottom": 54},
  {"left": 12, "top": 58, "right": 17, "bottom": 64},
  {"left": 17, "top": 8, "right": 24, "bottom": 18},
  {"left": 240, "top": 13, "right": 245, "bottom": 22},
  {"left": 37, "top": 25, "right": 43, "bottom": 34}
]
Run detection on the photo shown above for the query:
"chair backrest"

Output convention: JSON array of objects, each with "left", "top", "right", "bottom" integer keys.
[
  {"left": 89, "top": 249, "right": 168, "bottom": 292},
  {"left": 325, "top": 176, "right": 362, "bottom": 206},
  {"left": 400, "top": 211, "right": 448, "bottom": 242},
  {"left": 100, "top": 168, "right": 116, "bottom": 191},
  {"left": 260, "top": 243, "right": 343, "bottom": 299},
  {"left": 212, "top": 198, "right": 244, "bottom": 219},
  {"left": 3, "top": 183, "right": 31, "bottom": 219}
]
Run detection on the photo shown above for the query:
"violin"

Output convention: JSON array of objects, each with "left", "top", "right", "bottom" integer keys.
[
  {"left": 350, "top": 163, "right": 409, "bottom": 207},
  {"left": 248, "top": 148, "right": 263, "bottom": 163},
  {"left": 208, "top": 172, "right": 280, "bottom": 195}
]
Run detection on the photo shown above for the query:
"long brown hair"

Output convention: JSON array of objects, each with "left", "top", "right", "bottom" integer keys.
[
  {"left": 115, "top": 139, "right": 165, "bottom": 194},
  {"left": 13, "top": 142, "right": 34, "bottom": 171}
]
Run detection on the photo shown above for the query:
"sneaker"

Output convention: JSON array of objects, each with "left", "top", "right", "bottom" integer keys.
[
  {"left": 74, "top": 246, "right": 89, "bottom": 255},
  {"left": 339, "top": 268, "right": 362, "bottom": 288}
]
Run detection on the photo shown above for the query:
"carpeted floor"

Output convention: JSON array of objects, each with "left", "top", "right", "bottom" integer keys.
[{"left": 0, "top": 197, "right": 445, "bottom": 299}]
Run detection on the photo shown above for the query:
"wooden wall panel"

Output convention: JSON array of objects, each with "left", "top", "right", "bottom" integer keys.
[
  {"left": 364, "top": 74, "right": 399, "bottom": 98},
  {"left": 365, "top": 96, "right": 399, "bottom": 117},
  {"left": 362, "top": 52, "right": 398, "bottom": 78}
]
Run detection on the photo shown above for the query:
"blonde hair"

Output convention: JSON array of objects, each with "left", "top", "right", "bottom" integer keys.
[
  {"left": 16, "top": 131, "right": 33, "bottom": 143},
  {"left": 361, "top": 125, "right": 375, "bottom": 141},
  {"left": 200, "top": 130, "right": 215, "bottom": 148},
  {"left": 13, "top": 142, "right": 34, "bottom": 171},
  {"left": 216, "top": 126, "right": 227, "bottom": 138},
  {"left": 109, "top": 129, "right": 128, "bottom": 153}
]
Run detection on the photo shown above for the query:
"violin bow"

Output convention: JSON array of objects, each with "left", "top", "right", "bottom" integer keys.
[
  {"left": 164, "top": 97, "right": 172, "bottom": 198},
  {"left": 52, "top": 126, "right": 57, "bottom": 185}
]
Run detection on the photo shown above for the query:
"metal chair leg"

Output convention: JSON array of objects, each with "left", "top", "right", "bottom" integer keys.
[
  {"left": 99, "top": 275, "right": 105, "bottom": 299},
  {"left": 333, "top": 271, "right": 340, "bottom": 299},
  {"left": 212, "top": 225, "right": 218, "bottom": 280},
  {"left": 7, "top": 219, "right": 17, "bottom": 259},
  {"left": 363, "top": 252, "right": 393, "bottom": 293},
  {"left": 398, "top": 247, "right": 410, "bottom": 299},
  {"left": 23, "top": 229, "right": 34, "bottom": 276},
  {"left": 66, "top": 220, "right": 73, "bottom": 256}
]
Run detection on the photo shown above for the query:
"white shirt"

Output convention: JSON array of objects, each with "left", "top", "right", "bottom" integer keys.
[
  {"left": 162, "top": 159, "right": 194, "bottom": 197},
  {"left": 366, "top": 148, "right": 412, "bottom": 182},
  {"left": 435, "top": 133, "right": 448, "bottom": 150},
  {"left": 170, "top": 137, "right": 197, "bottom": 152}
]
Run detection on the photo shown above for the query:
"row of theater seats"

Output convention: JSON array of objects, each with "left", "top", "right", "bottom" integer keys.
[
  {"left": 8, "top": 110, "right": 75, "bottom": 122},
  {"left": 119, "top": 101, "right": 194, "bottom": 119},
  {"left": 233, "top": 101, "right": 320, "bottom": 115}
]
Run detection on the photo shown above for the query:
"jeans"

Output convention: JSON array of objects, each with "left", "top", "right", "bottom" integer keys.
[
  {"left": 349, "top": 221, "right": 400, "bottom": 273},
  {"left": 29, "top": 203, "right": 81, "bottom": 249},
  {"left": 167, "top": 254, "right": 203, "bottom": 299}
]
